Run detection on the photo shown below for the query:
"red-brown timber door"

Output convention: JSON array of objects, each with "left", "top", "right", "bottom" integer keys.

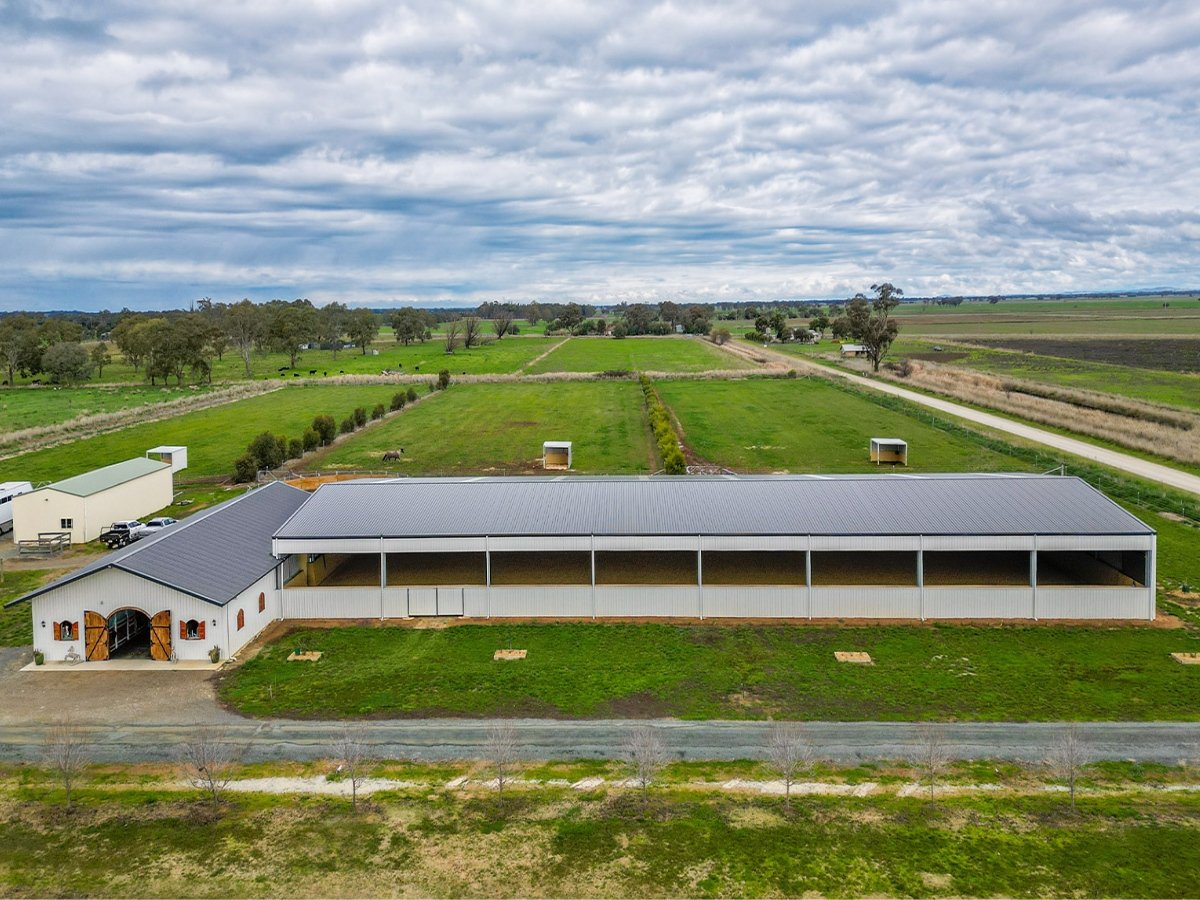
[
  {"left": 149, "top": 610, "right": 172, "bottom": 661},
  {"left": 84, "top": 611, "right": 109, "bottom": 661}
]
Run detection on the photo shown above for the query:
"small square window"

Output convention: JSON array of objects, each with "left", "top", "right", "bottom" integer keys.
[{"left": 60, "top": 518, "right": 73, "bottom": 530}]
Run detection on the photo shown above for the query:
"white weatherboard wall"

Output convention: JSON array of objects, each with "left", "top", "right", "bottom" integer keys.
[
  {"left": 29, "top": 566, "right": 284, "bottom": 662},
  {"left": 13, "top": 467, "right": 173, "bottom": 544}
]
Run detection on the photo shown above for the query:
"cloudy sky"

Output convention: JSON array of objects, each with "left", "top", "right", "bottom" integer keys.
[{"left": 1, "top": 0, "right": 1197, "bottom": 311}]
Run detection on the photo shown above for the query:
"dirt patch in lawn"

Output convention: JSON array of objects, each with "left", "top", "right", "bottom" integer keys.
[{"left": 600, "top": 690, "right": 675, "bottom": 718}]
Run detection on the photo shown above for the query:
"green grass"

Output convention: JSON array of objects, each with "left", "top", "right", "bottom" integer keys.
[
  {"left": 0, "top": 385, "right": 214, "bottom": 431},
  {"left": 12, "top": 336, "right": 557, "bottom": 386},
  {"left": 314, "top": 381, "right": 655, "bottom": 474},
  {"left": 525, "top": 337, "right": 749, "bottom": 374},
  {"left": 0, "top": 570, "right": 64, "bottom": 646},
  {"left": 654, "top": 377, "right": 1032, "bottom": 473},
  {"left": 3, "top": 785, "right": 1198, "bottom": 898},
  {"left": 220, "top": 621, "right": 1200, "bottom": 721},
  {"left": 0, "top": 384, "right": 404, "bottom": 483}
]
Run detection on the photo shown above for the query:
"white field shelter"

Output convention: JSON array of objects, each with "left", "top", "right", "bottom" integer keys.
[
  {"left": 146, "top": 445, "right": 188, "bottom": 473},
  {"left": 10, "top": 483, "right": 308, "bottom": 663},
  {"left": 870, "top": 438, "right": 908, "bottom": 465},
  {"left": 8, "top": 475, "right": 1158, "bottom": 667},
  {"left": 542, "top": 441, "right": 573, "bottom": 470},
  {"left": 11, "top": 457, "right": 172, "bottom": 544}
]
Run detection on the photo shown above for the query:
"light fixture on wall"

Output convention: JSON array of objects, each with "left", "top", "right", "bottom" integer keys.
[
  {"left": 212, "top": 619, "right": 217, "bottom": 627},
  {"left": 40, "top": 621, "right": 45, "bottom": 628}
]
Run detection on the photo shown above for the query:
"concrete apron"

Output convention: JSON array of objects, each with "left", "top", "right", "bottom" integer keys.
[{"left": 22, "top": 659, "right": 224, "bottom": 672}]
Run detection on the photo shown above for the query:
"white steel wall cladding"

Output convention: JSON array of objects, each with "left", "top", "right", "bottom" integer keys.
[
  {"left": 922, "top": 588, "right": 1034, "bottom": 619},
  {"left": 594, "top": 586, "right": 700, "bottom": 617},
  {"left": 384, "top": 537, "right": 487, "bottom": 553},
  {"left": 810, "top": 587, "right": 921, "bottom": 618},
  {"left": 810, "top": 536, "right": 921, "bottom": 552},
  {"left": 275, "top": 538, "right": 382, "bottom": 555},
  {"left": 921, "top": 536, "right": 1033, "bottom": 551},
  {"left": 593, "top": 536, "right": 699, "bottom": 552},
  {"left": 702, "top": 586, "right": 805, "bottom": 618},
  {"left": 227, "top": 571, "right": 279, "bottom": 658},
  {"left": 1036, "top": 588, "right": 1151, "bottom": 620},
  {"left": 700, "top": 536, "right": 807, "bottom": 552},
  {"left": 29, "top": 567, "right": 228, "bottom": 661},
  {"left": 487, "top": 537, "right": 593, "bottom": 552},
  {"left": 480, "top": 587, "right": 594, "bottom": 617},
  {"left": 282, "top": 588, "right": 380, "bottom": 619},
  {"left": 1036, "top": 535, "right": 1153, "bottom": 552}
]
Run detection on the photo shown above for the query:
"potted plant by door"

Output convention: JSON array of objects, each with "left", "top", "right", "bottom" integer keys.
[{"left": 208, "top": 646, "right": 221, "bottom": 664}]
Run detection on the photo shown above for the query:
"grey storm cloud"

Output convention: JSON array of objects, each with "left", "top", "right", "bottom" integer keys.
[{"left": 0, "top": 0, "right": 1197, "bottom": 310}]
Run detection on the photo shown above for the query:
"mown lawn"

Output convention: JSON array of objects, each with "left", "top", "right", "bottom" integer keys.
[
  {"left": 313, "top": 381, "right": 655, "bottom": 474},
  {"left": 525, "top": 336, "right": 749, "bottom": 374},
  {"left": 3, "top": 784, "right": 1197, "bottom": 898},
  {"left": 0, "top": 384, "right": 214, "bottom": 431},
  {"left": 655, "top": 376, "right": 1031, "bottom": 473},
  {"left": 220, "top": 621, "right": 1200, "bottom": 721},
  {"left": 0, "top": 384, "right": 403, "bottom": 482}
]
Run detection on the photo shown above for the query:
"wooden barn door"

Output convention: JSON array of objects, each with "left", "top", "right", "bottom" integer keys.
[
  {"left": 84, "top": 611, "right": 109, "bottom": 661},
  {"left": 149, "top": 611, "right": 173, "bottom": 661}
]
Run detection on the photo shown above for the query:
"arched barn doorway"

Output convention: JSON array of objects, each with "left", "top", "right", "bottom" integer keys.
[{"left": 83, "top": 609, "right": 173, "bottom": 661}]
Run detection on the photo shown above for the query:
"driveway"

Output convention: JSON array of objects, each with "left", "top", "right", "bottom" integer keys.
[{"left": 1, "top": 651, "right": 1198, "bottom": 764}]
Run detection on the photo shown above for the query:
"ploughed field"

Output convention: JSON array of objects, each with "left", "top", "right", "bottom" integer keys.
[
  {"left": 972, "top": 338, "right": 1200, "bottom": 373},
  {"left": 220, "top": 622, "right": 1200, "bottom": 721},
  {"left": 4, "top": 764, "right": 1199, "bottom": 898}
]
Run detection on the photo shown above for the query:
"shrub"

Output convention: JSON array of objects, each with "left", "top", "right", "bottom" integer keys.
[
  {"left": 710, "top": 327, "right": 731, "bottom": 345},
  {"left": 288, "top": 437, "right": 304, "bottom": 459},
  {"left": 786, "top": 369, "right": 798, "bottom": 379},
  {"left": 438, "top": 369, "right": 451, "bottom": 390},
  {"left": 745, "top": 330, "right": 762, "bottom": 342},
  {"left": 247, "top": 431, "right": 284, "bottom": 470},
  {"left": 302, "top": 428, "right": 320, "bottom": 452},
  {"left": 612, "top": 323, "right": 628, "bottom": 339},
  {"left": 313, "top": 414, "right": 337, "bottom": 445},
  {"left": 371, "top": 403, "right": 385, "bottom": 420},
  {"left": 340, "top": 417, "right": 356, "bottom": 434},
  {"left": 233, "top": 453, "right": 258, "bottom": 483},
  {"left": 406, "top": 387, "right": 418, "bottom": 402},
  {"left": 275, "top": 434, "right": 288, "bottom": 462},
  {"left": 390, "top": 392, "right": 407, "bottom": 411},
  {"left": 352, "top": 406, "right": 367, "bottom": 427}
]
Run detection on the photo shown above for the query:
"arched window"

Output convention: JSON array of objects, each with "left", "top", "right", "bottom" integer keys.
[
  {"left": 237, "top": 609, "right": 245, "bottom": 630},
  {"left": 258, "top": 592, "right": 266, "bottom": 613}
]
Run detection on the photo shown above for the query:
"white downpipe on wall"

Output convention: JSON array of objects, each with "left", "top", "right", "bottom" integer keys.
[{"left": 697, "top": 536, "right": 703, "bottom": 620}]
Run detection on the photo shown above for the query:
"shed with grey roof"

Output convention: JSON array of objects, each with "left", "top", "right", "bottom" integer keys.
[
  {"left": 12, "top": 483, "right": 309, "bottom": 665},
  {"left": 274, "top": 475, "right": 1155, "bottom": 622}
]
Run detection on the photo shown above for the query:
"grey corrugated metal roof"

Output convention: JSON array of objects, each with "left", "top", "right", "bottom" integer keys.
[
  {"left": 8, "top": 482, "right": 310, "bottom": 608},
  {"left": 45, "top": 457, "right": 168, "bottom": 497},
  {"left": 273, "top": 474, "right": 1153, "bottom": 539}
]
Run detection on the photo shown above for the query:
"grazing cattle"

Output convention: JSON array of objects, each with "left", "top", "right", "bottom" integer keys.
[
  {"left": 323, "top": 371, "right": 328, "bottom": 376},
  {"left": 382, "top": 450, "right": 404, "bottom": 461},
  {"left": 277, "top": 366, "right": 287, "bottom": 372},
  {"left": 339, "top": 370, "right": 345, "bottom": 374},
  {"left": 309, "top": 369, "right": 317, "bottom": 375},
  {"left": 292, "top": 373, "right": 299, "bottom": 377}
]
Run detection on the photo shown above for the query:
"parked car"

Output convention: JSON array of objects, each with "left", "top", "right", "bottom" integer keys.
[
  {"left": 98, "top": 520, "right": 147, "bottom": 548},
  {"left": 142, "top": 516, "right": 177, "bottom": 533}
]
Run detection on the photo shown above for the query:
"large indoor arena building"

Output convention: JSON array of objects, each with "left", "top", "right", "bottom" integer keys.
[{"left": 12, "top": 474, "right": 1156, "bottom": 665}]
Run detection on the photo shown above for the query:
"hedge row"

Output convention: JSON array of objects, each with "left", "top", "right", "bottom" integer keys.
[
  {"left": 640, "top": 375, "right": 687, "bottom": 475},
  {"left": 232, "top": 386, "right": 421, "bottom": 482}
]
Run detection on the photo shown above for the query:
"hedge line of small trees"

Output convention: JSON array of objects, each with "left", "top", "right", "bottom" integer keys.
[
  {"left": 232, "top": 386, "right": 421, "bottom": 481},
  {"left": 640, "top": 375, "right": 686, "bottom": 475}
]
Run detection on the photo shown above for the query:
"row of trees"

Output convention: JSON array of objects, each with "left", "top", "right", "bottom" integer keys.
[
  {"left": 40, "top": 718, "right": 1098, "bottom": 815},
  {"left": 0, "top": 315, "right": 110, "bottom": 386}
]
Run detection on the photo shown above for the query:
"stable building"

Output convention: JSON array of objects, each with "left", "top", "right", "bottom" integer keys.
[
  {"left": 10, "top": 482, "right": 308, "bottom": 663},
  {"left": 272, "top": 474, "right": 1156, "bottom": 622},
  {"left": 12, "top": 457, "right": 173, "bottom": 544}
]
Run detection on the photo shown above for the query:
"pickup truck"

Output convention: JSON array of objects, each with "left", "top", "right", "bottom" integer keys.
[{"left": 99, "top": 520, "right": 147, "bottom": 549}]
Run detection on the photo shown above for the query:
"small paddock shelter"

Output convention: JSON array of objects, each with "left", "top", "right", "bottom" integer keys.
[
  {"left": 146, "top": 445, "right": 188, "bottom": 473},
  {"left": 543, "top": 441, "right": 573, "bottom": 470},
  {"left": 840, "top": 343, "right": 869, "bottom": 357},
  {"left": 870, "top": 438, "right": 908, "bottom": 465},
  {"left": 11, "top": 457, "right": 173, "bottom": 544},
  {"left": 8, "top": 482, "right": 308, "bottom": 664}
]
